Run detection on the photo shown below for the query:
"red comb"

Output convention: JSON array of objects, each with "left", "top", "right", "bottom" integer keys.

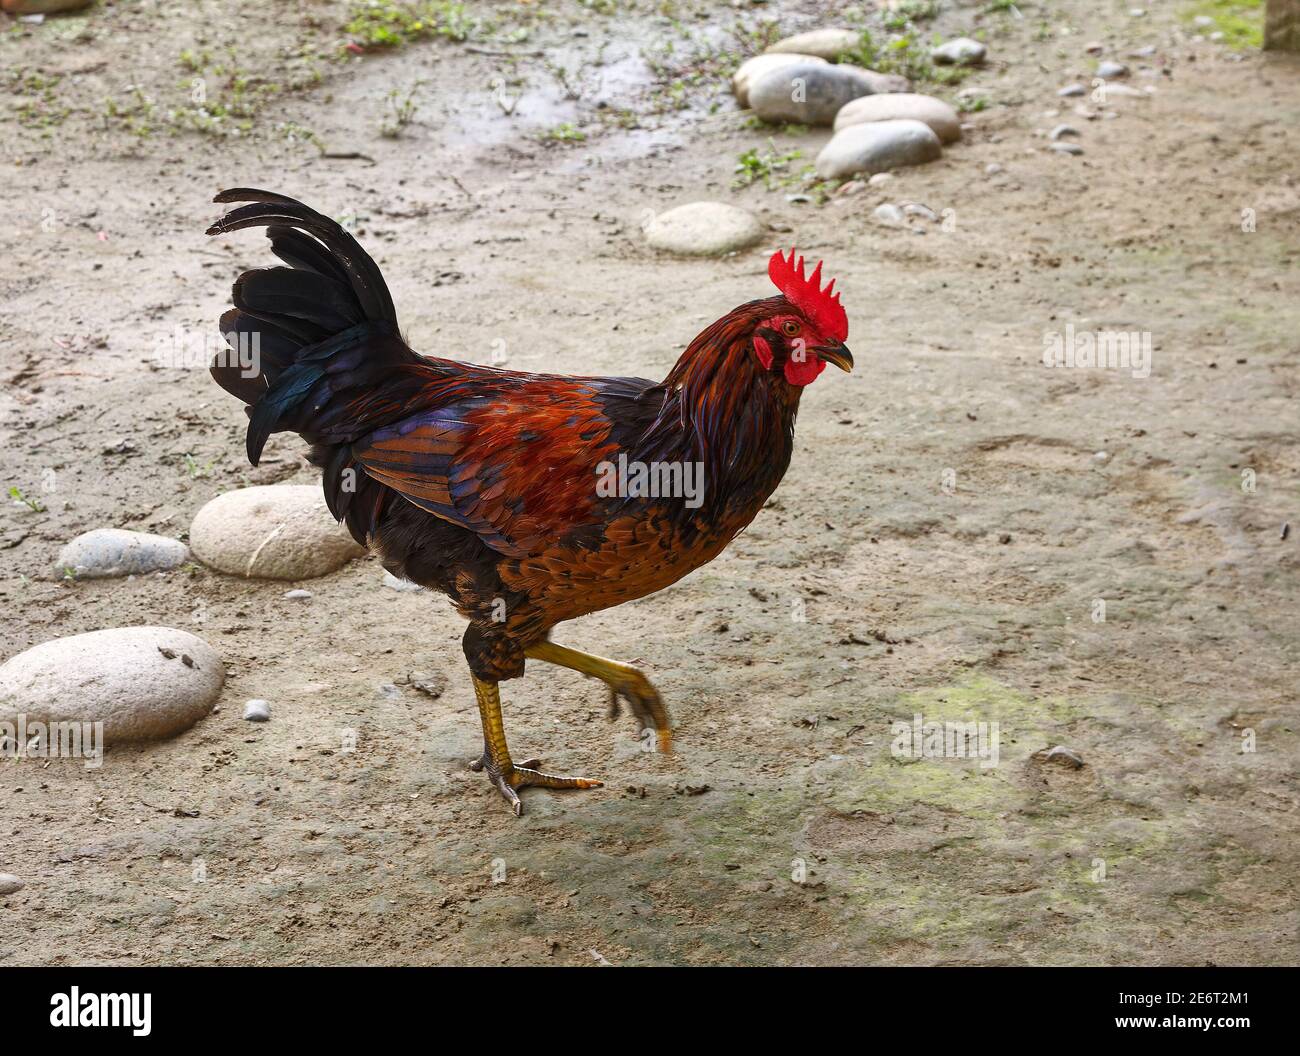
[{"left": 767, "top": 248, "right": 848, "bottom": 342}]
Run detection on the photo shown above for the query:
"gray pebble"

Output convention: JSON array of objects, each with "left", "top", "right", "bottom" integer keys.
[
  {"left": 1101, "top": 83, "right": 1151, "bottom": 98},
  {"left": 1049, "top": 124, "right": 1080, "bottom": 140},
  {"left": 748, "top": 61, "right": 883, "bottom": 127},
  {"left": 930, "top": 37, "right": 986, "bottom": 67},
  {"left": 381, "top": 570, "right": 424, "bottom": 592},
  {"left": 55, "top": 528, "right": 189, "bottom": 580},
  {"left": 873, "top": 203, "right": 906, "bottom": 227},
  {"left": 764, "top": 28, "right": 861, "bottom": 61},
  {"left": 407, "top": 671, "right": 447, "bottom": 698},
  {"left": 283, "top": 589, "right": 312, "bottom": 601},
  {"left": 1058, "top": 84, "right": 1086, "bottom": 97},
  {"left": 1049, "top": 142, "right": 1084, "bottom": 155},
  {"left": 834, "top": 92, "right": 962, "bottom": 143},
  {"left": 816, "top": 118, "right": 943, "bottom": 179},
  {"left": 644, "top": 201, "right": 765, "bottom": 255},
  {"left": 1039, "top": 745, "right": 1085, "bottom": 769},
  {"left": 0, "top": 874, "right": 23, "bottom": 896},
  {"left": 1097, "top": 60, "right": 1129, "bottom": 78},
  {"left": 243, "top": 699, "right": 271, "bottom": 722},
  {"left": 903, "top": 202, "right": 939, "bottom": 222}
]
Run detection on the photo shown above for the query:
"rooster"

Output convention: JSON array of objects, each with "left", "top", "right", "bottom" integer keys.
[{"left": 206, "top": 189, "right": 852, "bottom": 815}]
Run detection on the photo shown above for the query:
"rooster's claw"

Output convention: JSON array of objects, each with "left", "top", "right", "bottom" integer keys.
[
  {"left": 607, "top": 678, "right": 673, "bottom": 755},
  {"left": 471, "top": 752, "right": 603, "bottom": 817}
]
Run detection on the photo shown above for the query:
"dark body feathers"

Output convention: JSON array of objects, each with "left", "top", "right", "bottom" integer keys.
[{"left": 208, "top": 190, "right": 803, "bottom": 681}]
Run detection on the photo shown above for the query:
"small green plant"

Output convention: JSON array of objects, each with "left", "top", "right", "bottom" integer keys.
[
  {"left": 839, "top": 30, "right": 879, "bottom": 69},
  {"left": 381, "top": 82, "right": 423, "bottom": 137},
  {"left": 732, "top": 19, "right": 781, "bottom": 55},
  {"left": 733, "top": 141, "right": 803, "bottom": 189},
  {"left": 12, "top": 69, "right": 70, "bottom": 130},
  {"left": 958, "top": 95, "right": 989, "bottom": 113},
  {"left": 279, "top": 121, "right": 325, "bottom": 150},
  {"left": 885, "top": 0, "right": 940, "bottom": 30},
  {"left": 539, "top": 123, "right": 586, "bottom": 143},
  {"left": 168, "top": 61, "right": 289, "bottom": 138},
  {"left": 8, "top": 486, "right": 45, "bottom": 513},
  {"left": 598, "top": 106, "right": 640, "bottom": 130},
  {"left": 1181, "top": 0, "right": 1264, "bottom": 49},
  {"left": 183, "top": 453, "right": 215, "bottom": 479},
  {"left": 642, "top": 21, "right": 749, "bottom": 110},
  {"left": 103, "top": 86, "right": 158, "bottom": 137},
  {"left": 791, "top": 169, "right": 841, "bottom": 206},
  {"left": 840, "top": 29, "right": 970, "bottom": 85},
  {"left": 648, "top": 78, "right": 691, "bottom": 113},
  {"left": 343, "top": 1, "right": 475, "bottom": 50},
  {"left": 178, "top": 49, "right": 210, "bottom": 73}
]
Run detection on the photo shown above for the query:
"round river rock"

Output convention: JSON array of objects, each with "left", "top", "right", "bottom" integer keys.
[
  {"left": 815, "top": 118, "right": 943, "bottom": 179},
  {"left": 0, "top": 626, "right": 224, "bottom": 744},
  {"left": 644, "top": 202, "right": 764, "bottom": 256},
  {"left": 55, "top": 528, "right": 189, "bottom": 579},
  {"left": 190, "top": 485, "right": 366, "bottom": 580},
  {"left": 833, "top": 92, "right": 961, "bottom": 144},
  {"left": 748, "top": 61, "right": 890, "bottom": 126},
  {"left": 732, "top": 52, "right": 827, "bottom": 108},
  {"left": 765, "top": 28, "right": 863, "bottom": 62}
]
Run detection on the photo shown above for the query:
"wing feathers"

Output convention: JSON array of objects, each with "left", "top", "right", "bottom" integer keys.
[{"left": 350, "top": 389, "right": 621, "bottom": 558}]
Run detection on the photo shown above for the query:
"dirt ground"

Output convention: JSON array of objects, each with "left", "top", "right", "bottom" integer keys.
[{"left": 2, "top": 0, "right": 1297, "bottom": 966}]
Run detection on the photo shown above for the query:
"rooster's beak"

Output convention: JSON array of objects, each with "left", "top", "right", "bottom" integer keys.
[{"left": 816, "top": 342, "right": 854, "bottom": 373}]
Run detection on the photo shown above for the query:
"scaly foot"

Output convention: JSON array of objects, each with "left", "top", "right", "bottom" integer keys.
[
  {"left": 469, "top": 675, "right": 602, "bottom": 817},
  {"left": 469, "top": 752, "right": 603, "bottom": 817}
]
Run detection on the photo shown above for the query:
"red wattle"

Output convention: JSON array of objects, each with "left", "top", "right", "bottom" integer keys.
[{"left": 784, "top": 354, "right": 826, "bottom": 387}]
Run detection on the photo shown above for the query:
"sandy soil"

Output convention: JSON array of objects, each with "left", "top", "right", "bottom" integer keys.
[{"left": 1, "top": 0, "right": 1297, "bottom": 966}]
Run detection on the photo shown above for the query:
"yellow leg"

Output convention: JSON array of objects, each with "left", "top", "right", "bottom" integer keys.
[
  {"left": 525, "top": 642, "right": 673, "bottom": 754},
  {"left": 469, "top": 675, "right": 602, "bottom": 816}
]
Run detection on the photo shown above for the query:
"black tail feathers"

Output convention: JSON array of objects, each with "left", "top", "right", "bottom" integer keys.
[{"left": 207, "top": 188, "right": 417, "bottom": 541}]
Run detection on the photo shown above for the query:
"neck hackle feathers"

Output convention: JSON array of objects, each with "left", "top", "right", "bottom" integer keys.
[{"left": 768, "top": 249, "right": 848, "bottom": 342}]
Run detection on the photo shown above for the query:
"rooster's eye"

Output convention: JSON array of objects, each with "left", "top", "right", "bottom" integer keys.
[{"left": 782, "top": 320, "right": 801, "bottom": 337}]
